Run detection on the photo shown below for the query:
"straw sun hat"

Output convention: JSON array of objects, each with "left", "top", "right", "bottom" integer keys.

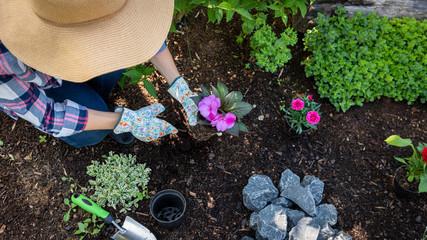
[{"left": 0, "top": 0, "right": 174, "bottom": 82}]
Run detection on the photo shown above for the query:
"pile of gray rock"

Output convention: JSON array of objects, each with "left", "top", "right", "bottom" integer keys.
[{"left": 241, "top": 169, "right": 352, "bottom": 240}]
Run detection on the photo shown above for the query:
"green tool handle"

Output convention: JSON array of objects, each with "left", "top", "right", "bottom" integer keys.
[{"left": 71, "top": 193, "right": 114, "bottom": 224}]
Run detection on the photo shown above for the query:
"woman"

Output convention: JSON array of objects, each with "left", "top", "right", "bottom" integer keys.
[{"left": 0, "top": 0, "right": 198, "bottom": 148}]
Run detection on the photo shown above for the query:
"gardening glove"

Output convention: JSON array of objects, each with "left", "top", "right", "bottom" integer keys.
[
  {"left": 113, "top": 103, "right": 178, "bottom": 142},
  {"left": 167, "top": 76, "right": 198, "bottom": 126}
]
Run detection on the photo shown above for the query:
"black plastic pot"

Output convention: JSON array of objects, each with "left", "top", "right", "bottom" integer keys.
[
  {"left": 150, "top": 189, "right": 186, "bottom": 230},
  {"left": 393, "top": 166, "right": 422, "bottom": 199}
]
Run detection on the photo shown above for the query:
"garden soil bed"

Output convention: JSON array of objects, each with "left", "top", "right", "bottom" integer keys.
[{"left": 1, "top": 9, "right": 426, "bottom": 240}]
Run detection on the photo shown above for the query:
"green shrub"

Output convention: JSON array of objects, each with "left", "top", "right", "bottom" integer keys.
[
  {"left": 87, "top": 152, "right": 151, "bottom": 213},
  {"left": 250, "top": 24, "right": 297, "bottom": 73},
  {"left": 303, "top": 8, "right": 427, "bottom": 112}
]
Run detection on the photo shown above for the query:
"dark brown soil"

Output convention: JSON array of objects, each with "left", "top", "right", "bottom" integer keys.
[{"left": 1, "top": 9, "right": 426, "bottom": 240}]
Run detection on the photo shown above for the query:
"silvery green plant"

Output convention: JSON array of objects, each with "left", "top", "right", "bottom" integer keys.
[{"left": 87, "top": 151, "right": 151, "bottom": 213}]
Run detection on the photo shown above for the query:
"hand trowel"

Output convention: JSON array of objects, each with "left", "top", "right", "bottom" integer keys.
[{"left": 71, "top": 193, "right": 156, "bottom": 240}]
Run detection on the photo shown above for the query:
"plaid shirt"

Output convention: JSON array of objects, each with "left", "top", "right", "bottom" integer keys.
[{"left": 0, "top": 40, "right": 88, "bottom": 137}]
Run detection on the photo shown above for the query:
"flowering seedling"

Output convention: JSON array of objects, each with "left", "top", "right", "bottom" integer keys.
[
  {"left": 385, "top": 135, "right": 427, "bottom": 193},
  {"left": 280, "top": 94, "right": 321, "bottom": 134},
  {"left": 191, "top": 82, "right": 253, "bottom": 136}
]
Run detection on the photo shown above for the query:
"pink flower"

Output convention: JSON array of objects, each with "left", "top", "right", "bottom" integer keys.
[
  {"left": 308, "top": 95, "right": 314, "bottom": 101},
  {"left": 198, "top": 95, "right": 221, "bottom": 121},
  {"left": 211, "top": 112, "right": 236, "bottom": 132},
  {"left": 291, "top": 99, "right": 304, "bottom": 110},
  {"left": 423, "top": 147, "right": 427, "bottom": 165},
  {"left": 306, "top": 111, "right": 320, "bottom": 125}
]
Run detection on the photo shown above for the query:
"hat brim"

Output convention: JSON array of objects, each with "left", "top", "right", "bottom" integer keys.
[{"left": 0, "top": 0, "right": 174, "bottom": 82}]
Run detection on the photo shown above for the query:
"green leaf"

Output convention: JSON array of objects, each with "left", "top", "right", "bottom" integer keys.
[
  {"left": 223, "top": 91, "right": 243, "bottom": 109},
  {"left": 218, "top": 2, "right": 233, "bottom": 10},
  {"left": 283, "top": 0, "right": 297, "bottom": 8},
  {"left": 212, "top": 86, "right": 220, "bottom": 99},
  {"left": 216, "top": 82, "right": 229, "bottom": 100},
  {"left": 63, "top": 211, "right": 70, "bottom": 222},
  {"left": 78, "top": 222, "right": 86, "bottom": 233},
  {"left": 64, "top": 198, "right": 70, "bottom": 205},
  {"left": 235, "top": 7, "right": 253, "bottom": 20},
  {"left": 123, "top": 70, "right": 143, "bottom": 82},
  {"left": 175, "top": 0, "right": 186, "bottom": 11},
  {"left": 227, "top": 102, "right": 253, "bottom": 118},
  {"left": 394, "top": 157, "right": 407, "bottom": 165},
  {"left": 190, "top": 94, "right": 203, "bottom": 106},
  {"left": 169, "top": 23, "right": 177, "bottom": 33},
  {"left": 74, "top": 230, "right": 82, "bottom": 235},
  {"left": 237, "top": 122, "right": 249, "bottom": 132},
  {"left": 140, "top": 66, "right": 155, "bottom": 76},
  {"left": 200, "top": 85, "right": 211, "bottom": 97},
  {"left": 207, "top": 8, "right": 217, "bottom": 23},
  {"left": 296, "top": 1, "right": 308, "bottom": 17},
  {"left": 226, "top": 124, "right": 239, "bottom": 136},
  {"left": 225, "top": 9, "right": 235, "bottom": 22},
  {"left": 419, "top": 174, "right": 427, "bottom": 193},
  {"left": 142, "top": 79, "right": 158, "bottom": 99},
  {"left": 267, "top": 4, "right": 280, "bottom": 11},
  {"left": 215, "top": 8, "right": 224, "bottom": 23},
  {"left": 385, "top": 135, "right": 412, "bottom": 147}
]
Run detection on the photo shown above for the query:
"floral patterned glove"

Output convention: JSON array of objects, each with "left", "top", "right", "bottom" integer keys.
[
  {"left": 113, "top": 103, "right": 177, "bottom": 142},
  {"left": 167, "top": 76, "right": 198, "bottom": 126}
]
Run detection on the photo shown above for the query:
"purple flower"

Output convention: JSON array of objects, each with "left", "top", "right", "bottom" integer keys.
[
  {"left": 306, "top": 111, "right": 320, "bottom": 125},
  {"left": 211, "top": 112, "right": 236, "bottom": 132},
  {"left": 291, "top": 99, "right": 304, "bottom": 110},
  {"left": 198, "top": 95, "right": 221, "bottom": 121}
]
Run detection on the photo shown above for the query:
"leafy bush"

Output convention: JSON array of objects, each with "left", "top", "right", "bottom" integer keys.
[
  {"left": 173, "top": 0, "right": 312, "bottom": 73},
  {"left": 303, "top": 8, "right": 427, "bottom": 112},
  {"left": 87, "top": 152, "right": 151, "bottom": 213},
  {"left": 250, "top": 25, "right": 297, "bottom": 73}
]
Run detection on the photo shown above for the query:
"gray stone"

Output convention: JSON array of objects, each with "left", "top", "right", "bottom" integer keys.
[
  {"left": 317, "top": 223, "right": 337, "bottom": 240},
  {"left": 333, "top": 231, "right": 353, "bottom": 240},
  {"left": 255, "top": 231, "right": 268, "bottom": 240},
  {"left": 282, "top": 185, "right": 317, "bottom": 216},
  {"left": 241, "top": 237, "right": 254, "bottom": 240},
  {"left": 249, "top": 212, "right": 260, "bottom": 230},
  {"left": 279, "top": 169, "right": 301, "bottom": 196},
  {"left": 257, "top": 204, "right": 288, "bottom": 240},
  {"left": 301, "top": 175, "right": 324, "bottom": 205},
  {"left": 243, "top": 174, "right": 279, "bottom": 211},
  {"left": 313, "top": 204, "right": 338, "bottom": 227},
  {"left": 285, "top": 209, "right": 306, "bottom": 231},
  {"left": 288, "top": 217, "right": 320, "bottom": 240},
  {"left": 272, "top": 197, "right": 293, "bottom": 208}
]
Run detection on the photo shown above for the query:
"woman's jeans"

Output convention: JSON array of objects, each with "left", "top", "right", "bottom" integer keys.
[{"left": 44, "top": 69, "right": 125, "bottom": 148}]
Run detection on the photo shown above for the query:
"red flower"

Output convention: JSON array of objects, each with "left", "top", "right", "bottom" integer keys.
[{"left": 422, "top": 147, "right": 427, "bottom": 164}]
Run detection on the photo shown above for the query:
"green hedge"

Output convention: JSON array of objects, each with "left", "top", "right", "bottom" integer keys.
[{"left": 303, "top": 8, "right": 427, "bottom": 112}]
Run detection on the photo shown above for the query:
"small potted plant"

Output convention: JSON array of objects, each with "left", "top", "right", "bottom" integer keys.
[
  {"left": 280, "top": 94, "right": 321, "bottom": 135},
  {"left": 385, "top": 135, "right": 427, "bottom": 198},
  {"left": 189, "top": 82, "right": 253, "bottom": 141}
]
